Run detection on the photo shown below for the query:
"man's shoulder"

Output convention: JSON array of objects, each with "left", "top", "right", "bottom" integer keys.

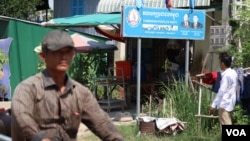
[
  {"left": 69, "top": 78, "right": 90, "bottom": 91},
  {"left": 70, "top": 79, "right": 93, "bottom": 96},
  {"left": 225, "top": 68, "right": 238, "bottom": 79},
  {"left": 13, "top": 73, "right": 44, "bottom": 98},
  {"left": 70, "top": 78, "right": 83, "bottom": 87},
  {"left": 18, "top": 73, "right": 43, "bottom": 86}
]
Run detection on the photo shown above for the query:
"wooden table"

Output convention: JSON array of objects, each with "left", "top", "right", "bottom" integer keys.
[{"left": 94, "top": 76, "right": 126, "bottom": 112}]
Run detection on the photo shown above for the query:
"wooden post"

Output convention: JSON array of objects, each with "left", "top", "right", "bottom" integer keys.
[
  {"left": 197, "top": 116, "right": 201, "bottom": 136},
  {"left": 149, "top": 94, "right": 152, "bottom": 116},
  {"left": 170, "top": 98, "right": 172, "bottom": 118},
  {"left": 163, "top": 98, "right": 166, "bottom": 118}
]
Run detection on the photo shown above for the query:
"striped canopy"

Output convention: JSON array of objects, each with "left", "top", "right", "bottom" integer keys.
[{"left": 97, "top": 0, "right": 211, "bottom": 13}]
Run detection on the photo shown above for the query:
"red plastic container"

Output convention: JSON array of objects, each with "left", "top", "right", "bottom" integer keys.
[{"left": 115, "top": 61, "right": 133, "bottom": 80}]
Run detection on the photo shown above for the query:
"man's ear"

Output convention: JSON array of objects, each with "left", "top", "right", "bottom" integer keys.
[{"left": 38, "top": 53, "right": 45, "bottom": 61}]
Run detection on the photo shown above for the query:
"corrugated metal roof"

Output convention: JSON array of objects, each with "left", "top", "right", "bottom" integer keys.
[{"left": 97, "top": 0, "right": 211, "bottom": 13}]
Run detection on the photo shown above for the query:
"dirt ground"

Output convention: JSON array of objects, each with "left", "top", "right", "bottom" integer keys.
[{"left": 77, "top": 120, "right": 136, "bottom": 140}]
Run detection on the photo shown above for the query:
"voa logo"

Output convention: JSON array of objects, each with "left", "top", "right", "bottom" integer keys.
[{"left": 226, "top": 129, "right": 246, "bottom": 136}]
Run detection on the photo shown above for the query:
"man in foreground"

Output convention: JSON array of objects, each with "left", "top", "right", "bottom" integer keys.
[{"left": 11, "top": 29, "right": 124, "bottom": 141}]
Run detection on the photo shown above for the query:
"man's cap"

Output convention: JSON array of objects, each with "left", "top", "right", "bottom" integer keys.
[{"left": 42, "top": 29, "right": 74, "bottom": 51}]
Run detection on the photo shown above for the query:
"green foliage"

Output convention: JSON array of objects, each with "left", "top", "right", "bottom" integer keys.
[
  {"left": 95, "top": 85, "right": 120, "bottom": 100},
  {"left": 35, "top": 50, "right": 110, "bottom": 95},
  {"left": 82, "top": 123, "right": 221, "bottom": 141},
  {"left": 83, "top": 80, "right": 250, "bottom": 140},
  {"left": 228, "top": 0, "right": 250, "bottom": 125},
  {"left": 117, "top": 81, "right": 250, "bottom": 141},
  {"left": 37, "top": 61, "right": 45, "bottom": 72},
  {"left": 159, "top": 81, "right": 199, "bottom": 133},
  {"left": 232, "top": 104, "right": 250, "bottom": 125},
  {"left": 229, "top": 0, "right": 250, "bottom": 67},
  {"left": 0, "top": 0, "right": 43, "bottom": 20},
  {"left": 0, "top": 49, "right": 8, "bottom": 70},
  {"left": 68, "top": 51, "right": 108, "bottom": 91},
  {"left": 141, "top": 80, "right": 220, "bottom": 138}
]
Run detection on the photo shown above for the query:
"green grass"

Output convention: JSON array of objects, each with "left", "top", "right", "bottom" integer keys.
[
  {"left": 80, "top": 123, "right": 221, "bottom": 141},
  {"left": 79, "top": 80, "right": 249, "bottom": 141}
]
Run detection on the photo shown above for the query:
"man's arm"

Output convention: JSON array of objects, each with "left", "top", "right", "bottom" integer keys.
[
  {"left": 211, "top": 76, "right": 228, "bottom": 108},
  {"left": 11, "top": 82, "right": 40, "bottom": 141},
  {"left": 78, "top": 88, "right": 124, "bottom": 141}
]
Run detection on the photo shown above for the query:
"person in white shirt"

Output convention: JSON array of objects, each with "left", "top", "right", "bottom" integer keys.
[{"left": 209, "top": 52, "right": 238, "bottom": 125}]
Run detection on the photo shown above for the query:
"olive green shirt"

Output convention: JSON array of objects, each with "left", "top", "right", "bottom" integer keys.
[{"left": 11, "top": 70, "right": 124, "bottom": 141}]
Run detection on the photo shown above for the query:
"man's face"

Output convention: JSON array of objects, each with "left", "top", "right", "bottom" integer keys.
[
  {"left": 42, "top": 47, "right": 75, "bottom": 72},
  {"left": 220, "top": 61, "right": 226, "bottom": 71},
  {"left": 193, "top": 15, "right": 198, "bottom": 23}
]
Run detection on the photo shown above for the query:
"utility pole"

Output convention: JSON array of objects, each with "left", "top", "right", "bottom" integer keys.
[
  {"left": 222, "top": 0, "right": 230, "bottom": 26},
  {"left": 221, "top": 0, "right": 231, "bottom": 50}
]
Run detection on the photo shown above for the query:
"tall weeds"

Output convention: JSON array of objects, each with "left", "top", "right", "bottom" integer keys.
[{"left": 157, "top": 80, "right": 220, "bottom": 137}]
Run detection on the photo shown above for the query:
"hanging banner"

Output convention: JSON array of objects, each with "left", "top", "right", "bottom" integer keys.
[
  {"left": 122, "top": 6, "right": 206, "bottom": 40},
  {"left": 0, "top": 37, "right": 12, "bottom": 100}
]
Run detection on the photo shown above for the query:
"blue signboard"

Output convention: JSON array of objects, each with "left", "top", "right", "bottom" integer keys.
[{"left": 122, "top": 6, "right": 206, "bottom": 40}]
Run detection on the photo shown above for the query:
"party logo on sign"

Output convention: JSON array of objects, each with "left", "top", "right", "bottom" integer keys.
[{"left": 127, "top": 8, "right": 140, "bottom": 27}]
